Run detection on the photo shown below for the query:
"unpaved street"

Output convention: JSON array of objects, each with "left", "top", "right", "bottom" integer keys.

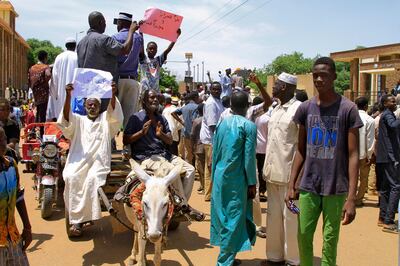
[{"left": 17, "top": 164, "right": 397, "bottom": 266}]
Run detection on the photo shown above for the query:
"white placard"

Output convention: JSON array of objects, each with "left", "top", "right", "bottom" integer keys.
[{"left": 72, "top": 68, "right": 113, "bottom": 99}]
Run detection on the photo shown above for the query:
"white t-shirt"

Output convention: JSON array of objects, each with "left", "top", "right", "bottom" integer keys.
[{"left": 255, "top": 111, "right": 271, "bottom": 154}]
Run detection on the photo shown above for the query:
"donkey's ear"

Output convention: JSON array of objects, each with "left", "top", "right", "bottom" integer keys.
[
  {"left": 130, "top": 159, "right": 151, "bottom": 184},
  {"left": 163, "top": 165, "right": 181, "bottom": 186}
]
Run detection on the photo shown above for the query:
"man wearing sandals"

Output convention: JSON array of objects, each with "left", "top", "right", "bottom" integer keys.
[
  {"left": 123, "top": 89, "right": 204, "bottom": 221},
  {"left": 58, "top": 83, "right": 123, "bottom": 236},
  {"left": 286, "top": 57, "right": 362, "bottom": 266}
]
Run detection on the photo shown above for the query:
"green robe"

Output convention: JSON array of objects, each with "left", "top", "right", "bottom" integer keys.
[{"left": 210, "top": 115, "right": 257, "bottom": 253}]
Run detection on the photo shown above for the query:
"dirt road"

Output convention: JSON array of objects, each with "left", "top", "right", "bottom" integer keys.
[{"left": 17, "top": 165, "right": 397, "bottom": 266}]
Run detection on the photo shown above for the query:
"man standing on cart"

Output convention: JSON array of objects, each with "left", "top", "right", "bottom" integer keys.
[{"left": 58, "top": 82, "right": 123, "bottom": 237}]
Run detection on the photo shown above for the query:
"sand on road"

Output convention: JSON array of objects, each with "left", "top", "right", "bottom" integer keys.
[{"left": 15, "top": 162, "right": 397, "bottom": 266}]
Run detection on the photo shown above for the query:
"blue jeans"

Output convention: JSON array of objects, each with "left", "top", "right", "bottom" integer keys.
[{"left": 376, "top": 162, "right": 400, "bottom": 224}]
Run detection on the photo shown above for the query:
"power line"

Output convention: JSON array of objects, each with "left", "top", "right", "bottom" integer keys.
[
  {"left": 178, "top": 0, "right": 250, "bottom": 46},
  {"left": 181, "top": 0, "right": 236, "bottom": 39},
  {"left": 181, "top": 0, "right": 273, "bottom": 46}
]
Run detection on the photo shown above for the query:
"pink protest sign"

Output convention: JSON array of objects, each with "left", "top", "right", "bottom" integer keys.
[{"left": 140, "top": 8, "right": 183, "bottom": 42}]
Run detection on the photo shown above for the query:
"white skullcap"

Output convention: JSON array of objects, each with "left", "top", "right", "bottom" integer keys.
[
  {"left": 65, "top": 37, "right": 76, "bottom": 44},
  {"left": 278, "top": 72, "right": 297, "bottom": 85},
  {"left": 87, "top": 97, "right": 101, "bottom": 104}
]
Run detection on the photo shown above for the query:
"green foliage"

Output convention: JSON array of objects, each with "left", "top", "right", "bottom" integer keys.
[
  {"left": 27, "top": 38, "right": 63, "bottom": 67},
  {"left": 246, "top": 68, "right": 268, "bottom": 92},
  {"left": 334, "top": 62, "right": 350, "bottom": 95},
  {"left": 159, "top": 68, "right": 179, "bottom": 93},
  {"left": 264, "top": 52, "right": 314, "bottom": 75}
]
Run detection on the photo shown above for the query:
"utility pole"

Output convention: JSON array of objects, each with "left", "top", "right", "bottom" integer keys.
[
  {"left": 197, "top": 64, "right": 200, "bottom": 84},
  {"left": 202, "top": 61, "right": 205, "bottom": 85},
  {"left": 193, "top": 66, "right": 196, "bottom": 90},
  {"left": 184, "top": 53, "right": 193, "bottom": 90}
]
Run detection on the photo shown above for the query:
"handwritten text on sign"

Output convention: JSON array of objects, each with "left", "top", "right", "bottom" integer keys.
[
  {"left": 140, "top": 8, "right": 183, "bottom": 42},
  {"left": 72, "top": 68, "right": 113, "bottom": 99}
]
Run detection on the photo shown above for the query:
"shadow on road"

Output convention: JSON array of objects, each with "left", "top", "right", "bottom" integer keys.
[
  {"left": 27, "top": 232, "right": 53, "bottom": 252},
  {"left": 81, "top": 216, "right": 133, "bottom": 266}
]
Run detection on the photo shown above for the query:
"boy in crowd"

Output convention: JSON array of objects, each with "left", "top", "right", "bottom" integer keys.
[
  {"left": 0, "top": 127, "right": 32, "bottom": 265},
  {"left": 140, "top": 29, "right": 181, "bottom": 91},
  {"left": 286, "top": 57, "right": 363, "bottom": 266}
]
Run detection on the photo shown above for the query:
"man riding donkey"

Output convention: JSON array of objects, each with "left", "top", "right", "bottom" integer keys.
[
  {"left": 58, "top": 82, "right": 123, "bottom": 237},
  {"left": 123, "top": 89, "right": 204, "bottom": 221}
]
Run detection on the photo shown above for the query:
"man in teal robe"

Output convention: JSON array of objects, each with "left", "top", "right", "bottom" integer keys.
[{"left": 210, "top": 91, "right": 257, "bottom": 266}]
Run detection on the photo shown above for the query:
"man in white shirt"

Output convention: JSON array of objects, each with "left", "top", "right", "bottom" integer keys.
[
  {"left": 47, "top": 38, "right": 78, "bottom": 121},
  {"left": 200, "top": 82, "right": 225, "bottom": 201},
  {"left": 355, "top": 96, "right": 375, "bottom": 206},
  {"left": 263, "top": 72, "right": 301, "bottom": 266}
]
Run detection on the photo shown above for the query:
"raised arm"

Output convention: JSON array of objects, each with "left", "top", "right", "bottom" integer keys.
[
  {"left": 110, "top": 82, "right": 117, "bottom": 110},
  {"left": 162, "top": 28, "right": 181, "bottom": 60},
  {"left": 120, "top": 21, "right": 139, "bottom": 55},
  {"left": 63, "top": 84, "right": 73, "bottom": 122},
  {"left": 249, "top": 72, "right": 273, "bottom": 111},
  {"left": 171, "top": 111, "right": 184, "bottom": 126}
]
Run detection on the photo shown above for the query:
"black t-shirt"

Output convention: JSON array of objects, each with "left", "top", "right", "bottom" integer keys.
[
  {"left": 124, "top": 110, "right": 172, "bottom": 161},
  {"left": 3, "top": 119, "right": 20, "bottom": 143},
  {"left": 293, "top": 96, "right": 363, "bottom": 195}
]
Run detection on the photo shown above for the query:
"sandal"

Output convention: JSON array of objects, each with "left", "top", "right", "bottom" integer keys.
[
  {"left": 377, "top": 219, "right": 384, "bottom": 227},
  {"left": 81, "top": 221, "right": 94, "bottom": 229},
  {"left": 69, "top": 224, "right": 83, "bottom": 237},
  {"left": 256, "top": 229, "right": 267, "bottom": 238},
  {"left": 382, "top": 224, "right": 399, "bottom": 234}
]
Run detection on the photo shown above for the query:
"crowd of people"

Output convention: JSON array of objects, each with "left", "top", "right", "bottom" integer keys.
[{"left": 0, "top": 9, "right": 399, "bottom": 266}]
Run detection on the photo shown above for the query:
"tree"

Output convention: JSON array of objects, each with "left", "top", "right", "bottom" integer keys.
[
  {"left": 27, "top": 38, "right": 63, "bottom": 67},
  {"left": 264, "top": 52, "right": 314, "bottom": 75},
  {"left": 159, "top": 68, "right": 179, "bottom": 93},
  {"left": 334, "top": 62, "right": 350, "bottom": 95}
]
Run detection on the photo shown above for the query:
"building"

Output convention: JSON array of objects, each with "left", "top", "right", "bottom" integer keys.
[
  {"left": 0, "top": 0, "right": 29, "bottom": 98},
  {"left": 331, "top": 44, "right": 400, "bottom": 103}
]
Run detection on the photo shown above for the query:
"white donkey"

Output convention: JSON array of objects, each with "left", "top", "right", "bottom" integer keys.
[{"left": 124, "top": 159, "right": 181, "bottom": 266}]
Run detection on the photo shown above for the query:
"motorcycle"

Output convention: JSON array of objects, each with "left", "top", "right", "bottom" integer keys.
[{"left": 21, "top": 123, "right": 67, "bottom": 219}]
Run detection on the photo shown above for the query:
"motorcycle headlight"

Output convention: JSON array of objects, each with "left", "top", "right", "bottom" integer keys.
[{"left": 43, "top": 144, "right": 57, "bottom": 158}]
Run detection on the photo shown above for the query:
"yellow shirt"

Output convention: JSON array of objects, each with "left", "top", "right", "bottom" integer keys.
[{"left": 263, "top": 98, "right": 301, "bottom": 185}]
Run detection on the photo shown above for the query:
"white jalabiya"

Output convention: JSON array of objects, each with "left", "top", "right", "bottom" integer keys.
[
  {"left": 47, "top": 50, "right": 77, "bottom": 120},
  {"left": 57, "top": 100, "right": 123, "bottom": 224}
]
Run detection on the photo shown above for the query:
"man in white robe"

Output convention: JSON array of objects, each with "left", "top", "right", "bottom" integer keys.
[
  {"left": 57, "top": 82, "right": 123, "bottom": 236},
  {"left": 47, "top": 38, "right": 78, "bottom": 120}
]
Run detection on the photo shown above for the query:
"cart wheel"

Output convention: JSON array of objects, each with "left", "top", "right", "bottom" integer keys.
[{"left": 41, "top": 187, "right": 53, "bottom": 219}]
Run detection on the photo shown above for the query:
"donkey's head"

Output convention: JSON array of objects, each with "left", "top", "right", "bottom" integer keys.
[{"left": 130, "top": 159, "right": 180, "bottom": 243}]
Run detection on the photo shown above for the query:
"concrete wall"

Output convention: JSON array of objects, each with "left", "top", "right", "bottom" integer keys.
[{"left": 267, "top": 74, "right": 316, "bottom": 99}]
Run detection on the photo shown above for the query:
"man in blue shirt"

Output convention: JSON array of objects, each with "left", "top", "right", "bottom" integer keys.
[
  {"left": 220, "top": 68, "right": 233, "bottom": 98},
  {"left": 113, "top": 12, "right": 144, "bottom": 127},
  {"left": 123, "top": 89, "right": 204, "bottom": 221},
  {"left": 171, "top": 91, "right": 200, "bottom": 164}
]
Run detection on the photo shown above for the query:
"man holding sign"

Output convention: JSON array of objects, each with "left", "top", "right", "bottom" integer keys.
[
  {"left": 57, "top": 80, "right": 123, "bottom": 237},
  {"left": 77, "top": 11, "right": 139, "bottom": 80}
]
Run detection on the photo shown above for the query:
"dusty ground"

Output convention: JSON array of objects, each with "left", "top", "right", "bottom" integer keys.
[{"left": 15, "top": 142, "right": 397, "bottom": 266}]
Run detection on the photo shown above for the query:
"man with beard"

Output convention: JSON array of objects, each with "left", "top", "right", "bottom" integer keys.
[
  {"left": 58, "top": 82, "right": 123, "bottom": 237},
  {"left": 263, "top": 72, "right": 301, "bottom": 266},
  {"left": 123, "top": 89, "right": 204, "bottom": 221}
]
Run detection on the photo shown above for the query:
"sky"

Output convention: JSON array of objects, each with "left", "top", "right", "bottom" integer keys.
[{"left": 10, "top": 0, "right": 400, "bottom": 81}]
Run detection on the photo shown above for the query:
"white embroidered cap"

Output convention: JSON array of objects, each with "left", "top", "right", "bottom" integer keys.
[{"left": 278, "top": 72, "right": 297, "bottom": 85}]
